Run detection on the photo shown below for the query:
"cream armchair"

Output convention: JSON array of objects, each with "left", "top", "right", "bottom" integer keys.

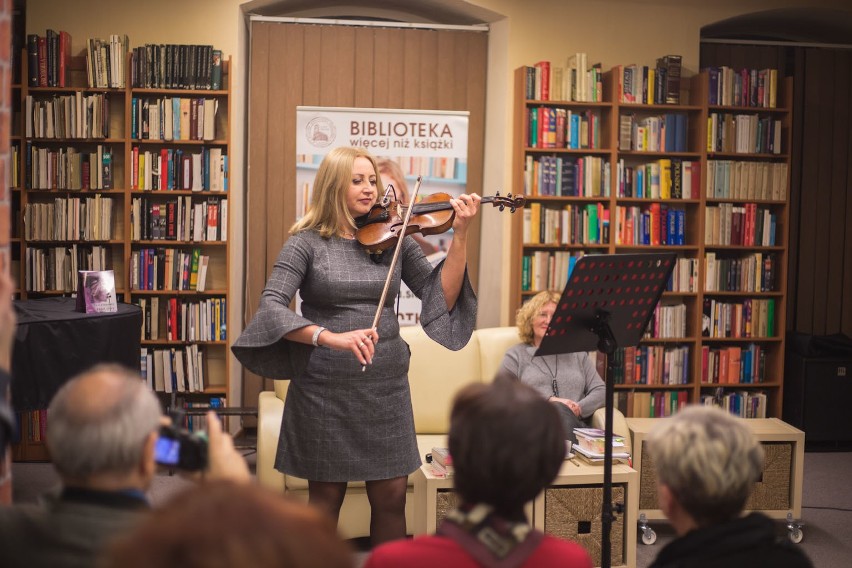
[{"left": 256, "top": 326, "right": 629, "bottom": 538}]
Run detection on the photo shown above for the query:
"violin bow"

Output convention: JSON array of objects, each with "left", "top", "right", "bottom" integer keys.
[{"left": 362, "top": 176, "right": 423, "bottom": 372}]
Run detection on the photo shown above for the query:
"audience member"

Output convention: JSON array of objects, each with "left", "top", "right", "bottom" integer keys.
[
  {"left": 103, "top": 480, "right": 354, "bottom": 568},
  {"left": 647, "top": 405, "right": 813, "bottom": 568},
  {"left": 0, "top": 364, "right": 249, "bottom": 568},
  {"left": 501, "top": 290, "right": 605, "bottom": 443},
  {"left": 365, "top": 373, "right": 592, "bottom": 568}
]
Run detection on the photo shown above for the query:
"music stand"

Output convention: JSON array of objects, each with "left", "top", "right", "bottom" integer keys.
[{"left": 536, "top": 252, "right": 676, "bottom": 568}]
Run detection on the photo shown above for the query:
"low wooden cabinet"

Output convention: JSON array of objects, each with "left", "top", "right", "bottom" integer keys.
[
  {"left": 412, "top": 460, "right": 639, "bottom": 568},
  {"left": 627, "top": 417, "right": 804, "bottom": 523}
]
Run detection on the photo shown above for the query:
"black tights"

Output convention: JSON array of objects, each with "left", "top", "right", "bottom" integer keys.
[{"left": 308, "top": 476, "right": 408, "bottom": 546}]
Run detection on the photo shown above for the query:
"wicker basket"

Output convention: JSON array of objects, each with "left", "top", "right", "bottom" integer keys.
[
  {"left": 639, "top": 441, "right": 793, "bottom": 511},
  {"left": 435, "top": 489, "right": 460, "bottom": 527},
  {"left": 746, "top": 442, "right": 792, "bottom": 510},
  {"left": 543, "top": 484, "right": 625, "bottom": 566}
]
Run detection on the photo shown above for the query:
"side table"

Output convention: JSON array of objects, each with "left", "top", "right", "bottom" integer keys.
[
  {"left": 627, "top": 416, "right": 805, "bottom": 544},
  {"left": 412, "top": 459, "right": 639, "bottom": 568}
]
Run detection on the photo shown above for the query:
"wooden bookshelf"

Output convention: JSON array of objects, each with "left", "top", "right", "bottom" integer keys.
[
  {"left": 11, "top": 43, "right": 232, "bottom": 460},
  {"left": 510, "top": 64, "right": 792, "bottom": 419}
]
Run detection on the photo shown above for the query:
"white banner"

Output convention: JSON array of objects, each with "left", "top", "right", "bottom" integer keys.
[
  {"left": 295, "top": 106, "right": 470, "bottom": 326},
  {"left": 297, "top": 106, "right": 469, "bottom": 158}
]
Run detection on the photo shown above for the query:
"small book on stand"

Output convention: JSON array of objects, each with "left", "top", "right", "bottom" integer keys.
[{"left": 76, "top": 269, "right": 118, "bottom": 313}]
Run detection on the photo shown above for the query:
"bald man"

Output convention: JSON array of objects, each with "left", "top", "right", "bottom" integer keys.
[{"left": 0, "top": 364, "right": 249, "bottom": 568}]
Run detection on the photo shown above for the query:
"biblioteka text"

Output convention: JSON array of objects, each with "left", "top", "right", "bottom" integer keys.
[{"left": 349, "top": 120, "right": 455, "bottom": 150}]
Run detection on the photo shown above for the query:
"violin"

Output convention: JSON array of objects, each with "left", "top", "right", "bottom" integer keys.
[{"left": 355, "top": 192, "right": 525, "bottom": 254}]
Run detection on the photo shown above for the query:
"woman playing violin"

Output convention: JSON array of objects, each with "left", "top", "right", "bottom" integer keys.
[{"left": 232, "top": 146, "right": 481, "bottom": 545}]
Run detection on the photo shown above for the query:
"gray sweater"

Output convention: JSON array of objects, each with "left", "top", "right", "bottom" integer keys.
[{"left": 501, "top": 343, "right": 605, "bottom": 419}]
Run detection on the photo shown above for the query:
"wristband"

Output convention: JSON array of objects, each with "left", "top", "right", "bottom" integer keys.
[{"left": 311, "top": 326, "right": 326, "bottom": 347}]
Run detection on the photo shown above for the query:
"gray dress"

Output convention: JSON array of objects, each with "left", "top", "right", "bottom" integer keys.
[{"left": 232, "top": 231, "right": 476, "bottom": 482}]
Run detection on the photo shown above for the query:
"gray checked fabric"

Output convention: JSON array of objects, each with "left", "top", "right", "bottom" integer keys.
[{"left": 232, "top": 231, "right": 476, "bottom": 482}]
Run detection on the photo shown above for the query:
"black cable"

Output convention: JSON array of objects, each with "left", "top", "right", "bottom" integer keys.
[{"left": 802, "top": 505, "right": 852, "bottom": 512}]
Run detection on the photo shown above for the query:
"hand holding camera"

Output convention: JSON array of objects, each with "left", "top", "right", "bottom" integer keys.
[{"left": 155, "top": 410, "right": 250, "bottom": 483}]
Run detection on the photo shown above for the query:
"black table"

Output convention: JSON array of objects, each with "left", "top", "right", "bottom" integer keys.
[{"left": 12, "top": 298, "right": 142, "bottom": 411}]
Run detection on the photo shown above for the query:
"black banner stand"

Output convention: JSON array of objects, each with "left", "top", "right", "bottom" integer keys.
[{"left": 535, "top": 252, "right": 676, "bottom": 568}]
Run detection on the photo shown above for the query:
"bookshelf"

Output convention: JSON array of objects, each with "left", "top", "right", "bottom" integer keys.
[
  {"left": 11, "top": 44, "right": 231, "bottom": 460},
  {"left": 510, "top": 65, "right": 792, "bottom": 419}
]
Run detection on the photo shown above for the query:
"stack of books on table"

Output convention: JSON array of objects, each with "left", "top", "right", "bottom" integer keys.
[
  {"left": 429, "top": 447, "right": 454, "bottom": 478},
  {"left": 573, "top": 428, "right": 631, "bottom": 465}
]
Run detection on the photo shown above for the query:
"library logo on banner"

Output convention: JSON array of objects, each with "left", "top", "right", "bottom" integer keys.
[{"left": 305, "top": 117, "right": 336, "bottom": 148}]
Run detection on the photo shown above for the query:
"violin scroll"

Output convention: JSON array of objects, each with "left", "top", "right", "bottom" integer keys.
[{"left": 486, "top": 192, "right": 525, "bottom": 213}]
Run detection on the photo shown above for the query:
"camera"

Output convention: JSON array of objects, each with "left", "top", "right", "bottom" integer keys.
[{"left": 154, "top": 423, "right": 208, "bottom": 471}]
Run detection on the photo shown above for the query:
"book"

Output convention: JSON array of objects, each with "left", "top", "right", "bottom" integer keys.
[
  {"left": 573, "top": 427, "right": 627, "bottom": 454},
  {"left": 430, "top": 447, "right": 453, "bottom": 471},
  {"left": 572, "top": 444, "right": 631, "bottom": 464},
  {"left": 76, "top": 269, "right": 118, "bottom": 313}
]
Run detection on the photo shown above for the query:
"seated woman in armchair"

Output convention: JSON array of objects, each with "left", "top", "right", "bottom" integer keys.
[{"left": 501, "top": 290, "right": 605, "bottom": 444}]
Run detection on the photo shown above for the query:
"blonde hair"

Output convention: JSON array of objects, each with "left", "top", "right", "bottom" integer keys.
[
  {"left": 646, "top": 405, "right": 764, "bottom": 527},
  {"left": 376, "top": 158, "right": 409, "bottom": 203},
  {"left": 515, "top": 290, "right": 561, "bottom": 345},
  {"left": 290, "top": 147, "right": 384, "bottom": 237}
]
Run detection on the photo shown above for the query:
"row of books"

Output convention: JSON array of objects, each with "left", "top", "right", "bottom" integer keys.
[
  {"left": 702, "top": 298, "right": 776, "bottom": 338},
  {"left": 520, "top": 251, "right": 584, "bottom": 293},
  {"left": 136, "top": 296, "right": 224, "bottom": 342},
  {"left": 16, "top": 410, "right": 49, "bottom": 443},
  {"left": 130, "top": 97, "right": 219, "bottom": 141},
  {"left": 614, "top": 204, "right": 686, "bottom": 246},
  {"left": 24, "top": 245, "right": 110, "bottom": 293},
  {"left": 701, "top": 344, "right": 767, "bottom": 385},
  {"left": 85, "top": 35, "right": 130, "bottom": 88},
  {"left": 707, "top": 113, "right": 782, "bottom": 154},
  {"left": 131, "top": 196, "right": 227, "bottom": 243},
  {"left": 181, "top": 398, "right": 225, "bottom": 432},
  {"left": 611, "top": 344, "right": 691, "bottom": 385},
  {"left": 704, "top": 203, "right": 777, "bottom": 246},
  {"left": 643, "top": 302, "right": 687, "bottom": 339},
  {"left": 523, "top": 203, "right": 609, "bottom": 245},
  {"left": 524, "top": 202, "right": 610, "bottom": 245},
  {"left": 619, "top": 113, "right": 689, "bottom": 152},
  {"left": 526, "top": 107, "right": 602, "bottom": 149},
  {"left": 616, "top": 158, "right": 700, "bottom": 199},
  {"left": 25, "top": 143, "right": 114, "bottom": 190},
  {"left": 523, "top": 155, "right": 610, "bottom": 197},
  {"left": 23, "top": 196, "right": 114, "bottom": 242},
  {"left": 706, "top": 160, "right": 788, "bottom": 201},
  {"left": 525, "top": 55, "right": 604, "bottom": 102},
  {"left": 666, "top": 257, "right": 699, "bottom": 293},
  {"left": 615, "top": 56, "right": 683, "bottom": 105},
  {"left": 614, "top": 389, "right": 689, "bottom": 418},
  {"left": 701, "top": 390, "right": 768, "bottom": 419},
  {"left": 129, "top": 247, "right": 210, "bottom": 292},
  {"left": 131, "top": 44, "right": 224, "bottom": 90},
  {"left": 704, "top": 252, "right": 777, "bottom": 293},
  {"left": 130, "top": 147, "right": 228, "bottom": 192},
  {"left": 165, "top": 297, "right": 227, "bottom": 342},
  {"left": 140, "top": 345, "right": 207, "bottom": 394},
  {"left": 706, "top": 66, "right": 778, "bottom": 109},
  {"left": 25, "top": 30, "right": 71, "bottom": 88},
  {"left": 25, "top": 93, "right": 112, "bottom": 139}
]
